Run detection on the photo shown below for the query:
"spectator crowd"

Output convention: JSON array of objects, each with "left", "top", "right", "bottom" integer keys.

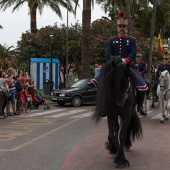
[{"left": 0, "top": 68, "right": 49, "bottom": 119}]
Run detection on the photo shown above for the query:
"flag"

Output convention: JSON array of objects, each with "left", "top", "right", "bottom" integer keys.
[{"left": 157, "top": 32, "right": 163, "bottom": 53}]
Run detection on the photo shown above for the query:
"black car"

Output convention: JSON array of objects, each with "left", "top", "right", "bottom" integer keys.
[{"left": 50, "top": 79, "right": 97, "bottom": 106}]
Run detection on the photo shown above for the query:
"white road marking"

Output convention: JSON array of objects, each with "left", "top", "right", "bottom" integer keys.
[
  {"left": 139, "top": 110, "right": 153, "bottom": 118},
  {"left": 24, "top": 109, "right": 67, "bottom": 117},
  {"left": 70, "top": 112, "right": 93, "bottom": 118},
  {"left": 46, "top": 109, "right": 86, "bottom": 118},
  {"left": 151, "top": 113, "right": 161, "bottom": 119}
]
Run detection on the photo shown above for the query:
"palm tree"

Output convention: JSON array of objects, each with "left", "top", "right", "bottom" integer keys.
[
  {"left": 0, "top": 45, "right": 17, "bottom": 69},
  {"left": 82, "top": 0, "right": 94, "bottom": 78},
  {"left": 0, "top": 0, "right": 79, "bottom": 33}
]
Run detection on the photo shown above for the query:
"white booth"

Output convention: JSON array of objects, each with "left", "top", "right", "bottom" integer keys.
[{"left": 30, "top": 58, "right": 60, "bottom": 90}]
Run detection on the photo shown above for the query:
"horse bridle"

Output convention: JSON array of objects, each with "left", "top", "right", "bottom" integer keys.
[
  {"left": 121, "top": 79, "right": 132, "bottom": 106},
  {"left": 159, "top": 77, "right": 168, "bottom": 90}
]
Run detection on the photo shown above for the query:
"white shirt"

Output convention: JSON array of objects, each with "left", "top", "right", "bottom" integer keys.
[{"left": 0, "top": 78, "right": 8, "bottom": 91}]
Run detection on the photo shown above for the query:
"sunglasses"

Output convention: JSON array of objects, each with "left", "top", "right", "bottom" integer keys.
[
  {"left": 118, "top": 25, "right": 127, "bottom": 28},
  {"left": 163, "top": 58, "right": 168, "bottom": 60}
]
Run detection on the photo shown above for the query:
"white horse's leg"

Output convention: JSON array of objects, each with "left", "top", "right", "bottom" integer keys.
[
  {"left": 159, "top": 95, "right": 165, "bottom": 123},
  {"left": 165, "top": 99, "right": 170, "bottom": 120},
  {"left": 157, "top": 87, "right": 165, "bottom": 123}
]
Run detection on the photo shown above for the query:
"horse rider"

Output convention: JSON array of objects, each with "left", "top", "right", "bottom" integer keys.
[
  {"left": 154, "top": 52, "right": 170, "bottom": 93},
  {"left": 88, "top": 11, "right": 148, "bottom": 116},
  {"left": 135, "top": 52, "right": 150, "bottom": 114}
]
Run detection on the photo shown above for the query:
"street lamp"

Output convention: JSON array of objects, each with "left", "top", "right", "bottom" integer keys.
[
  {"left": 49, "top": 33, "right": 54, "bottom": 82},
  {"left": 49, "top": 33, "right": 55, "bottom": 95},
  {"left": 27, "top": 39, "right": 32, "bottom": 76}
]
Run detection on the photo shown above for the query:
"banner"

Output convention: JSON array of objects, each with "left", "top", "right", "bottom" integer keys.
[{"left": 157, "top": 33, "right": 163, "bottom": 53}]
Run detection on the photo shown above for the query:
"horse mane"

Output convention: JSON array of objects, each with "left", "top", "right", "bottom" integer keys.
[{"left": 93, "top": 58, "right": 130, "bottom": 122}]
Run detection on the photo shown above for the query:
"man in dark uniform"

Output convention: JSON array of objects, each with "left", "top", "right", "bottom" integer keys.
[
  {"left": 135, "top": 52, "right": 147, "bottom": 76},
  {"left": 89, "top": 11, "right": 148, "bottom": 116},
  {"left": 154, "top": 52, "right": 170, "bottom": 91},
  {"left": 135, "top": 52, "right": 149, "bottom": 114}
]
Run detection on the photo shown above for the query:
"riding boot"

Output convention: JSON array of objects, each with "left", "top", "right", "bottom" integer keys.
[{"left": 137, "top": 91, "right": 147, "bottom": 116}]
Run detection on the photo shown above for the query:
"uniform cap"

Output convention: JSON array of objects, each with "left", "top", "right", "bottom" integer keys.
[
  {"left": 163, "top": 48, "right": 169, "bottom": 59},
  {"left": 117, "top": 12, "right": 128, "bottom": 26}
]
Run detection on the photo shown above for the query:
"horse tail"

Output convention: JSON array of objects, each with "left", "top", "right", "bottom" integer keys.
[{"left": 127, "top": 108, "right": 143, "bottom": 142}]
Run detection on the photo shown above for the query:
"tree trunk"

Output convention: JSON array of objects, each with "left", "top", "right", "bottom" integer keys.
[
  {"left": 147, "top": 0, "right": 158, "bottom": 82},
  {"left": 82, "top": 0, "right": 91, "bottom": 78},
  {"left": 28, "top": 1, "right": 37, "bottom": 34},
  {"left": 125, "top": 0, "right": 133, "bottom": 36},
  {"left": 72, "top": 55, "right": 82, "bottom": 79}
]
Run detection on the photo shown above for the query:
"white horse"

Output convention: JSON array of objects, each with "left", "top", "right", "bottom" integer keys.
[{"left": 157, "top": 70, "right": 170, "bottom": 123}]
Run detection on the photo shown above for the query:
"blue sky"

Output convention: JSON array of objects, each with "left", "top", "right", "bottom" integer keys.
[{"left": 0, "top": 2, "right": 107, "bottom": 48}]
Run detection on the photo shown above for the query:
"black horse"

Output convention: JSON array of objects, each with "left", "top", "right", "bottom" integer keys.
[{"left": 92, "top": 56, "right": 143, "bottom": 169}]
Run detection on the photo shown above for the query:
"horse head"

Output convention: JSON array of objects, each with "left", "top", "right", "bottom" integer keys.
[
  {"left": 159, "top": 70, "right": 170, "bottom": 91},
  {"left": 111, "top": 57, "right": 131, "bottom": 106}
]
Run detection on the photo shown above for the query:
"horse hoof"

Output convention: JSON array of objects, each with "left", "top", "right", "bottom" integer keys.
[
  {"left": 115, "top": 161, "right": 129, "bottom": 169},
  {"left": 165, "top": 117, "right": 169, "bottom": 121},
  {"left": 160, "top": 120, "right": 164, "bottom": 123}
]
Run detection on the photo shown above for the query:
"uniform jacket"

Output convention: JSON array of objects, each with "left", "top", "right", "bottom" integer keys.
[
  {"left": 156, "top": 63, "right": 170, "bottom": 79},
  {"left": 135, "top": 60, "right": 147, "bottom": 77},
  {"left": 106, "top": 36, "right": 137, "bottom": 60}
]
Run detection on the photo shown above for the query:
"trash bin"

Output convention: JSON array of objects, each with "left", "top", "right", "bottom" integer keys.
[{"left": 43, "top": 80, "right": 54, "bottom": 95}]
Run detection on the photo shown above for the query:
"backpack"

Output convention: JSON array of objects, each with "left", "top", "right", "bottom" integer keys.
[{"left": 15, "top": 81, "right": 23, "bottom": 92}]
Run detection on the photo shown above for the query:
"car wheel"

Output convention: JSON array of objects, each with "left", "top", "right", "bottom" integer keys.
[
  {"left": 57, "top": 101, "right": 65, "bottom": 106},
  {"left": 71, "top": 96, "right": 82, "bottom": 107}
]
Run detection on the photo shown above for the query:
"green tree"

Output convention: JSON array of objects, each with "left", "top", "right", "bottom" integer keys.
[
  {"left": 66, "top": 40, "right": 82, "bottom": 79},
  {"left": 0, "top": 0, "right": 79, "bottom": 33},
  {"left": 17, "top": 23, "right": 82, "bottom": 72}
]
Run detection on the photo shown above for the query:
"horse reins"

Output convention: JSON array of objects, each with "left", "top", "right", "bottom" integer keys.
[
  {"left": 159, "top": 78, "right": 170, "bottom": 101},
  {"left": 122, "top": 80, "right": 132, "bottom": 106}
]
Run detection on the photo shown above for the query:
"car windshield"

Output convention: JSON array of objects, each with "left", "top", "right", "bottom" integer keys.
[{"left": 71, "top": 79, "right": 88, "bottom": 88}]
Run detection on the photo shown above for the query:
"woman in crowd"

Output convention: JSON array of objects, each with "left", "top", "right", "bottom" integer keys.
[
  {"left": 6, "top": 68, "right": 17, "bottom": 116},
  {"left": 0, "top": 70, "right": 14, "bottom": 119}
]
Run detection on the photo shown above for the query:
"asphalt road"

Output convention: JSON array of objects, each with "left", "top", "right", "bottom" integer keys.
[{"left": 0, "top": 100, "right": 169, "bottom": 170}]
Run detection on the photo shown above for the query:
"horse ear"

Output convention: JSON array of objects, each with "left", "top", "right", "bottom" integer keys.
[
  {"left": 166, "top": 71, "right": 169, "bottom": 76},
  {"left": 112, "top": 61, "right": 116, "bottom": 68}
]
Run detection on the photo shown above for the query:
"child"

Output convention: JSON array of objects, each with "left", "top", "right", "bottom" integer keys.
[
  {"left": 24, "top": 86, "right": 32, "bottom": 113},
  {"left": 18, "top": 87, "right": 25, "bottom": 114},
  {"left": 39, "top": 91, "right": 50, "bottom": 109},
  {"left": 32, "top": 92, "right": 41, "bottom": 109}
]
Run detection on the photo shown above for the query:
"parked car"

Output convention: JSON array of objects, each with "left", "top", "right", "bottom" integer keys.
[{"left": 50, "top": 79, "right": 97, "bottom": 107}]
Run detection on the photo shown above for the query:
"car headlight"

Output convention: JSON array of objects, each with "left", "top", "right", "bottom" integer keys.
[
  {"left": 59, "top": 93, "right": 65, "bottom": 97},
  {"left": 51, "top": 92, "right": 53, "bottom": 95}
]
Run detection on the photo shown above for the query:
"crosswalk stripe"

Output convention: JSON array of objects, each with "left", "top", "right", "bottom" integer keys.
[
  {"left": 24, "top": 109, "right": 67, "bottom": 117},
  {"left": 46, "top": 109, "right": 86, "bottom": 118},
  {"left": 147, "top": 111, "right": 153, "bottom": 114},
  {"left": 70, "top": 112, "right": 93, "bottom": 118},
  {"left": 151, "top": 113, "right": 161, "bottom": 119},
  {"left": 139, "top": 110, "right": 153, "bottom": 118}
]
